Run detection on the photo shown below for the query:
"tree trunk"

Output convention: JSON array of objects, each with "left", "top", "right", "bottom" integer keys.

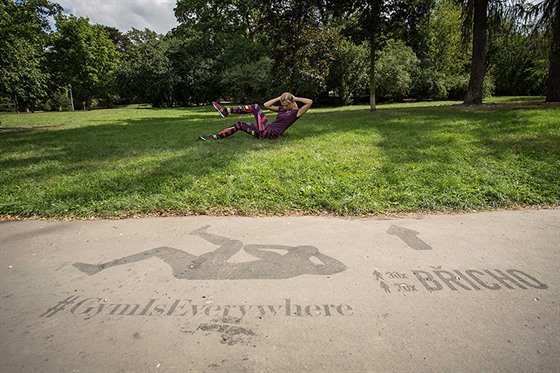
[
  {"left": 464, "top": 0, "right": 489, "bottom": 105},
  {"left": 16, "top": 96, "right": 29, "bottom": 113},
  {"left": 546, "top": 0, "right": 560, "bottom": 102},
  {"left": 369, "top": 36, "right": 377, "bottom": 112}
]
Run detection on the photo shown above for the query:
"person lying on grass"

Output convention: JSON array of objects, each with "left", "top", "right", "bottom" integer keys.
[{"left": 199, "top": 92, "right": 313, "bottom": 141}]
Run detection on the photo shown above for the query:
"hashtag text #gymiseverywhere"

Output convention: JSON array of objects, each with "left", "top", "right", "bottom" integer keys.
[{"left": 40, "top": 298, "right": 354, "bottom": 320}]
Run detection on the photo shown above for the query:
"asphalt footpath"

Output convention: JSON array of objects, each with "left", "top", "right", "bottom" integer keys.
[{"left": 1, "top": 209, "right": 559, "bottom": 372}]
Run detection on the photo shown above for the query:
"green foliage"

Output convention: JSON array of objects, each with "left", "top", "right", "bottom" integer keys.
[
  {"left": 410, "top": 63, "right": 447, "bottom": 100},
  {"left": 326, "top": 40, "right": 370, "bottom": 105},
  {"left": 222, "top": 57, "right": 275, "bottom": 103},
  {"left": 117, "top": 29, "right": 174, "bottom": 107},
  {"left": 443, "top": 73, "right": 494, "bottom": 100},
  {"left": 428, "top": 0, "right": 470, "bottom": 77},
  {"left": 0, "top": 98, "right": 557, "bottom": 218},
  {"left": 0, "top": 0, "right": 555, "bottom": 108},
  {"left": 490, "top": 29, "right": 548, "bottom": 96},
  {"left": 263, "top": 2, "right": 341, "bottom": 97},
  {"left": 0, "top": 96, "right": 15, "bottom": 112},
  {"left": 375, "top": 40, "right": 420, "bottom": 101},
  {"left": 387, "top": 0, "right": 435, "bottom": 58},
  {"left": 172, "top": 0, "right": 271, "bottom": 104},
  {"left": 44, "top": 89, "right": 73, "bottom": 111},
  {"left": 49, "top": 15, "right": 120, "bottom": 109},
  {"left": 444, "top": 74, "right": 470, "bottom": 100},
  {"left": 0, "top": 0, "right": 61, "bottom": 111}
]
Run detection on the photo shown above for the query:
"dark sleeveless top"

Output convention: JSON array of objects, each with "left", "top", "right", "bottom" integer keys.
[{"left": 268, "top": 107, "right": 299, "bottom": 136}]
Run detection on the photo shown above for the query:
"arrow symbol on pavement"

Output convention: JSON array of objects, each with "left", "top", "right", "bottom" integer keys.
[{"left": 387, "top": 225, "right": 432, "bottom": 251}]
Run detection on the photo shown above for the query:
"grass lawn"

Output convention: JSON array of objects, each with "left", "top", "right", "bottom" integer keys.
[{"left": 0, "top": 97, "right": 558, "bottom": 219}]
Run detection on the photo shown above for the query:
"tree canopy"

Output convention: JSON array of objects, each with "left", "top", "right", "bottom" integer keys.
[
  {"left": 0, "top": 0, "right": 556, "bottom": 112},
  {"left": 0, "top": 0, "right": 61, "bottom": 111}
]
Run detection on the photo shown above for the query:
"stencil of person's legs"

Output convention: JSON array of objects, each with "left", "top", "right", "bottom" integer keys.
[
  {"left": 189, "top": 225, "right": 244, "bottom": 268},
  {"left": 73, "top": 246, "right": 198, "bottom": 276}
]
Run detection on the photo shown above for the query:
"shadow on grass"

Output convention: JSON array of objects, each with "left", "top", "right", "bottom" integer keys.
[
  {"left": 1, "top": 101, "right": 558, "bottom": 216},
  {"left": 299, "top": 101, "right": 559, "bottom": 162},
  {"left": 0, "top": 112, "right": 288, "bottom": 216},
  {"left": 371, "top": 103, "right": 559, "bottom": 209}
]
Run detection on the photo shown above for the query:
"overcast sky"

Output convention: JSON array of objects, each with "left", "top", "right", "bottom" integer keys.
[{"left": 53, "top": 0, "right": 179, "bottom": 34}]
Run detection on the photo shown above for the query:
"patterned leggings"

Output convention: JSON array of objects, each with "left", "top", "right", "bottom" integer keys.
[{"left": 216, "top": 104, "right": 277, "bottom": 139}]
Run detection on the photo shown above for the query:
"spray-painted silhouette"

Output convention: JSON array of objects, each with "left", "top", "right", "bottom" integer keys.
[
  {"left": 387, "top": 225, "right": 432, "bottom": 251},
  {"left": 73, "top": 225, "right": 347, "bottom": 280}
]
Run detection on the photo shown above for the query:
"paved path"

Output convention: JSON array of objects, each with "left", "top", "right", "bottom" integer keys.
[{"left": 1, "top": 210, "right": 559, "bottom": 372}]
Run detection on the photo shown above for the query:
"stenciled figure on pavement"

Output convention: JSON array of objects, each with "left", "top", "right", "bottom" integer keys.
[
  {"left": 73, "top": 225, "right": 347, "bottom": 280},
  {"left": 380, "top": 281, "right": 391, "bottom": 293}
]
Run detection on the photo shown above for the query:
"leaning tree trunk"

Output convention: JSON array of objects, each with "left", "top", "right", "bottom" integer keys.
[
  {"left": 546, "top": 0, "right": 560, "bottom": 102},
  {"left": 464, "top": 0, "right": 489, "bottom": 105}
]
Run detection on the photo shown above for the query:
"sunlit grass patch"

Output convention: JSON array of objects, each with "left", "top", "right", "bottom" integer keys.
[{"left": 1, "top": 97, "right": 558, "bottom": 218}]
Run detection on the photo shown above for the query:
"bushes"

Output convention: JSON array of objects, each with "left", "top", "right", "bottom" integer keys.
[
  {"left": 375, "top": 40, "right": 449, "bottom": 102},
  {"left": 0, "top": 97, "right": 15, "bottom": 112},
  {"left": 44, "top": 90, "right": 73, "bottom": 111},
  {"left": 410, "top": 63, "right": 447, "bottom": 100},
  {"left": 325, "top": 41, "right": 369, "bottom": 105},
  {"left": 444, "top": 74, "right": 495, "bottom": 101},
  {"left": 375, "top": 40, "right": 419, "bottom": 101},
  {"left": 490, "top": 32, "right": 548, "bottom": 96},
  {"left": 372, "top": 39, "right": 495, "bottom": 102}
]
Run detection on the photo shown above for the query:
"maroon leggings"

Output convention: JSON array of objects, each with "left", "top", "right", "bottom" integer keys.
[{"left": 217, "top": 104, "right": 277, "bottom": 139}]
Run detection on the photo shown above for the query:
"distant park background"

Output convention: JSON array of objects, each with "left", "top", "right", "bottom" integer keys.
[{"left": 1, "top": 0, "right": 559, "bottom": 112}]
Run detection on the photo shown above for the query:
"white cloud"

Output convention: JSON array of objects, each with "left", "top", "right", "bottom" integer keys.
[{"left": 54, "top": 0, "right": 179, "bottom": 34}]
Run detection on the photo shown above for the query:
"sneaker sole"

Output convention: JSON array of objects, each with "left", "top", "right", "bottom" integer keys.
[{"left": 212, "top": 102, "right": 226, "bottom": 118}]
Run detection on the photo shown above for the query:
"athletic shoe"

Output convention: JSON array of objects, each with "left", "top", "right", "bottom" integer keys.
[
  {"left": 198, "top": 135, "right": 217, "bottom": 141},
  {"left": 212, "top": 101, "right": 228, "bottom": 117}
]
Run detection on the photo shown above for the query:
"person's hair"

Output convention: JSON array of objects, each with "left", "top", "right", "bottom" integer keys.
[{"left": 280, "top": 92, "right": 298, "bottom": 110}]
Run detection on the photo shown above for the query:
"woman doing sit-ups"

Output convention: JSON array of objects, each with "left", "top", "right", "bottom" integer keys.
[{"left": 199, "top": 92, "right": 312, "bottom": 140}]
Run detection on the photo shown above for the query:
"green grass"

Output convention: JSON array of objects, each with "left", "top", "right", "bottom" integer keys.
[{"left": 1, "top": 97, "right": 558, "bottom": 219}]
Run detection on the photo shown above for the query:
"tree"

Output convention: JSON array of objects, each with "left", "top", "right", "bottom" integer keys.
[
  {"left": 261, "top": 1, "right": 341, "bottom": 97},
  {"left": 528, "top": 0, "right": 560, "bottom": 101},
  {"left": 545, "top": 0, "right": 560, "bottom": 101},
  {"left": 458, "top": 0, "right": 546, "bottom": 104},
  {"left": 0, "top": 0, "right": 61, "bottom": 112},
  {"left": 49, "top": 15, "right": 119, "bottom": 109},
  {"left": 174, "top": 0, "right": 263, "bottom": 35},
  {"left": 222, "top": 56, "right": 275, "bottom": 103},
  {"left": 117, "top": 29, "right": 174, "bottom": 107},
  {"left": 167, "top": 32, "right": 219, "bottom": 105},
  {"left": 429, "top": 0, "right": 470, "bottom": 77},
  {"left": 376, "top": 40, "right": 420, "bottom": 101},
  {"left": 326, "top": 0, "right": 391, "bottom": 111},
  {"left": 490, "top": 23, "right": 548, "bottom": 95},
  {"left": 104, "top": 26, "right": 132, "bottom": 54},
  {"left": 329, "top": 0, "right": 434, "bottom": 110},
  {"left": 173, "top": 0, "right": 269, "bottom": 103},
  {"left": 462, "top": 0, "right": 490, "bottom": 104},
  {"left": 326, "top": 40, "right": 369, "bottom": 105},
  {"left": 388, "top": 0, "right": 435, "bottom": 59}
]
